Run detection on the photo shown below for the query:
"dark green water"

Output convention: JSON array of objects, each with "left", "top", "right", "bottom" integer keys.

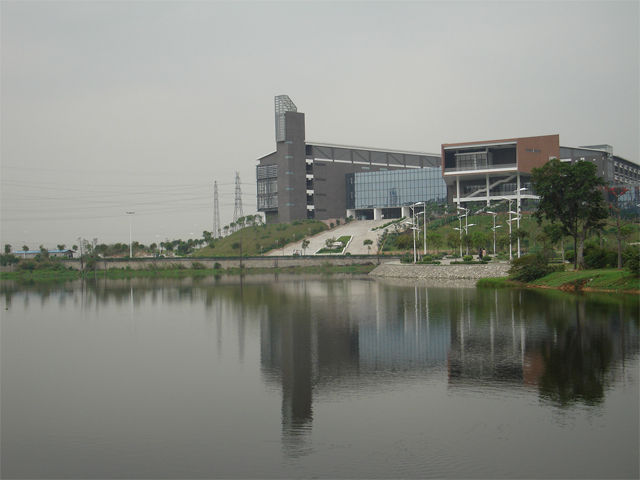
[{"left": 2, "top": 275, "right": 638, "bottom": 478}]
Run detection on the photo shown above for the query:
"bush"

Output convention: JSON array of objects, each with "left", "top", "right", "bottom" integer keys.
[
  {"left": 584, "top": 244, "right": 617, "bottom": 269},
  {"left": 462, "top": 255, "right": 473, "bottom": 262},
  {"left": 16, "top": 258, "right": 66, "bottom": 272},
  {"left": 191, "top": 261, "right": 206, "bottom": 270},
  {"left": 400, "top": 253, "right": 413, "bottom": 263},
  {"left": 483, "top": 255, "right": 492, "bottom": 262},
  {"left": 0, "top": 253, "right": 19, "bottom": 266},
  {"left": 509, "top": 252, "right": 555, "bottom": 282},
  {"left": 213, "top": 262, "right": 222, "bottom": 269},
  {"left": 623, "top": 245, "right": 639, "bottom": 277}
]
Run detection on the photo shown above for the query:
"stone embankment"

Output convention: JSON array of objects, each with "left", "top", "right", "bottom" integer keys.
[
  {"left": 25, "top": 255, "right": 394, "bottom": 272},
  {"left": 369, "top": 263, "right": 510, "bottom": 279}
]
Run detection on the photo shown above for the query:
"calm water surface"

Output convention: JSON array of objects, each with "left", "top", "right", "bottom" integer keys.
[{"left": 1, "top": 275, "right": 638, "bottom": 479}]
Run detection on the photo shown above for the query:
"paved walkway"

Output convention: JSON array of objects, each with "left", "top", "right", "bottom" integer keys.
[{"left": 265, "top": 219, "right": 391, "bottom": 257}]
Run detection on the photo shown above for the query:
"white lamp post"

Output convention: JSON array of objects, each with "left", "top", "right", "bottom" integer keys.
[
  {"left": 486, "top": 211, "right": 502, "bottom": 256},
  {"left": 423, "top": 203, "right": 427, "bottom": 256},
  {"left": 456, "top": 206, "right": 476, "bottom": 256},
  {"left": 410, "top": 202, "right": 424, "bottom": 263},
  {"left": 127, "top": 212, "right": 135, "bottom": 258}
]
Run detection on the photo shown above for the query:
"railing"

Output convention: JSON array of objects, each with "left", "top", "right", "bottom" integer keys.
[{"left": 444, "top": 163, "right": 517, "bottom": 173}]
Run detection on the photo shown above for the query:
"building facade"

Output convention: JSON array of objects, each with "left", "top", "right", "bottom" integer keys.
[
  {"left": 257, "top": 97, "right": 639, "bottom": 223},
  {"left": 441, "top": 134, "right": 560, "bottom": 210},
  {"left": 442, "top": 135, "right": 639, "bottom": 211},
  {"left": 257, "top": 96, "right": 442, "bottom": 223}
]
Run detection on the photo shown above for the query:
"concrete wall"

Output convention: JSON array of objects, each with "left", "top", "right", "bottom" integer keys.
[
  {"left": 369, "top": 263, "right": 510, "bottom": 279},
  {"left": 52, "top": 255, "right": 396, "bottom": 271}
]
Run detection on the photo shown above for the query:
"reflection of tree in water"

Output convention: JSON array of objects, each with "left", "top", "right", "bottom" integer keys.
[{"left": 537, "top": 300, "right": 615, "bottom": 407}]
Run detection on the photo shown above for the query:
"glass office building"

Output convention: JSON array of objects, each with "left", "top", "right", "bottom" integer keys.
[{"left": 346, "top": 168, "right": 447, "bottom": 219}]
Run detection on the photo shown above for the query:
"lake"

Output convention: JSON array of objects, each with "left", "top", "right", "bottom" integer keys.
[{"left": 1, "top": 275, "right": 638, "bottom": 479}]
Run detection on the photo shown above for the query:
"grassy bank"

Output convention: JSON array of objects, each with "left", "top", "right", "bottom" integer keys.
[
  {"left": 0, "top": 264, "right": 377, "bottom": 282},
  {"left": 478, "top": 268, "right": 639, "bottom": 293}
]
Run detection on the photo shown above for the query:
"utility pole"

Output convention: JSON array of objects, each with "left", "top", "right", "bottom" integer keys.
[
  {"left": 233, "top": 172, "right": 243, "bottom": 232},
  {"left": 213, "top": 181, "right": 221, "bottom": 238}
]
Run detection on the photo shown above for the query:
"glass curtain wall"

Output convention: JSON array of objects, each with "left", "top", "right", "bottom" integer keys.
[{"left": 347, "top": 168, "right": 447, "bottom": 209}]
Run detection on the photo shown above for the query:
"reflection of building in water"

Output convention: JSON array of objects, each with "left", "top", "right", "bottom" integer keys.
[
  {"left": 446, "top": 290, "right": 640, "bottom": 396},
  {"left": 260, "top": 280, "right": 451, "bottom": 456},
  {"left": 258, "top": 280, "right": 640, "bottom": 454}
]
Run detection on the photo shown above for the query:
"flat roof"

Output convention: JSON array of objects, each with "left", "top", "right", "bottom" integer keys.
[{"left": 307, "top": 141, "right": 440, "bottom": 157}]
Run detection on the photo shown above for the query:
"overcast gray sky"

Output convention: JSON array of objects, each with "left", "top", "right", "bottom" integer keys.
[{"left": 2, "top": 1, "right": 638, "bottom": 250}]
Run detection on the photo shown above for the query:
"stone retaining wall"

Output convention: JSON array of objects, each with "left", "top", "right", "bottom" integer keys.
[
  {"left": 42, "top": 255, "right": 398, "bottom": 271},
  {"left": 369, "top": 263, "right": 510, "bottom": 279}
]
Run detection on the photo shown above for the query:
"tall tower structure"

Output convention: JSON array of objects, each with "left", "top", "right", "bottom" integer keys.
[
  {"left": 213, "top": 181, "right": 221, "bottom": 238},
  {"left": 233, "top": 172, "right": 243, "bottom": 230}
]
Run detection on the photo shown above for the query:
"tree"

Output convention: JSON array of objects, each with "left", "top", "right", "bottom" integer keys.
[
  {"left": 461, "top": 233, "right": 473, "bottom": 255},
  {"left": 325, "top": 237, "right": 337, "bottom": 251},
  {"left": 396, "top": 234, "right": 412, "bottom": 251},
  {"left": 426, "top": 231, "right": 442, "bottom": 253},
  {"left": 301, "top": 239, "right": 310, "bottom": 255},
  {"left": 22, "top": 245, "right": 29, "bottom": 252},
  {"left": 496, "top": 233, "right": 509, "bottom": 253},
  {"left": 510, "top": 228, "right": 529, "bottom": 253},
  {"left": 363, "top": 239, "right": 373, "bottom": 254},
  {"left": 543, "top": 223, "right": 567, "bottom": 262},
  {"left": 57, "top": 244, "right": 66, "bottom": 251},
  {"left": 446, "top": 231, "right": 461, "bottom": 254},
  {"left": 471, "top": 231, "right": 489, "bottom": 251},
  {"left": 532, "top": 158, "right": 608, "bottom": 270},
  {"left": 605, "top": 186, "right": 635, "bottom": 269},
  {"left": 4, "top": 244, "right": 11, "bottom": 254}
]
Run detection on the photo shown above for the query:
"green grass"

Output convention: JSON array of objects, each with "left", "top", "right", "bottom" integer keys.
[
  {"left": 194, "top": 220, "right": 328, "bottom": 257},
  {"left": 0, "top": 270, "right": 80, "bottom": 282},
  {"left": 476, "top": 277, "right": 516, "bottom": 288},
  {"left": 528, "top": 268, "right": 639, "bottom": 292},
  {"left": 477, "top": 268, "right": 639, "bottom": 293},
  {"left": 1, "top": 263, "right": 378, "bottom": 282},
  {"left": 385, "top": 212, "right": 640, "bottom": 257}
]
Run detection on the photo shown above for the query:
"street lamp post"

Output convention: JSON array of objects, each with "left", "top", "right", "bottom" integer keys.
[
  {"left": 423, "top": 203, "right": 427, "bottom": 256},
  {"left": 410, "top": 202, "right": 424, "bottom": 263},
  {"left": 514, "top": 188, "right": 528, "bottom": 258},
  {"left": 127, "top": 212, "right": 135, "bottom": 258},
  {"left": 455, "top": 206, "right": 476, "bottom": 256},
  {"left": 486, "top": 211, "right": 502, "bottom": 256}
]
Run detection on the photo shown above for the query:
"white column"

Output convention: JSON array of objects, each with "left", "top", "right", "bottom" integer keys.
[{"left": 486, "top": 173, "right": 491, "bottom": 205}]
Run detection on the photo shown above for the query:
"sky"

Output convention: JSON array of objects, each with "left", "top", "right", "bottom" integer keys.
[{"left": 1, "top": 1, "right": 638, "bottom": 251}]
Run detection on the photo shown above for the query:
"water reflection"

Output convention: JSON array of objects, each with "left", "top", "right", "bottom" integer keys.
[{"left": 2, "top": 275, "right": 638, "bottom": 463}]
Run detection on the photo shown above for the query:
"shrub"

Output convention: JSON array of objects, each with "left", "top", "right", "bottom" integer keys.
[
  {"left": 623, "top": 245, "right": 639, "bottom": 277},
  {"left": 508, "top": 252, "right": 555, "bottom": 282},
  {"left": 565, "top": 250, "right": 575, "bottom": 263},
  {"left": 483, "top": 255, "right": 492, "bottom": 262},
  {"left": 462, "top": 255, "right": 473, "bottom": 262},
  {"left": 583, "top": 245, "right": 617, "bottom": 269},
  {"left": 191, "top": 261, "right": 206, "bottom": 270},
  {"left": 0, "top": 253, "right": 19, "bottom": 266},
  {"left": 400, "top": 253, "right": 413, "bottom": 263},
  {"left": 213, "top": 262, "right": 222, "bottom": 269}
]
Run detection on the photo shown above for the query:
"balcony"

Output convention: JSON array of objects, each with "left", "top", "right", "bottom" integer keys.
[{"left": 444, "top": 163, "right": 518, "bottom": 174}]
